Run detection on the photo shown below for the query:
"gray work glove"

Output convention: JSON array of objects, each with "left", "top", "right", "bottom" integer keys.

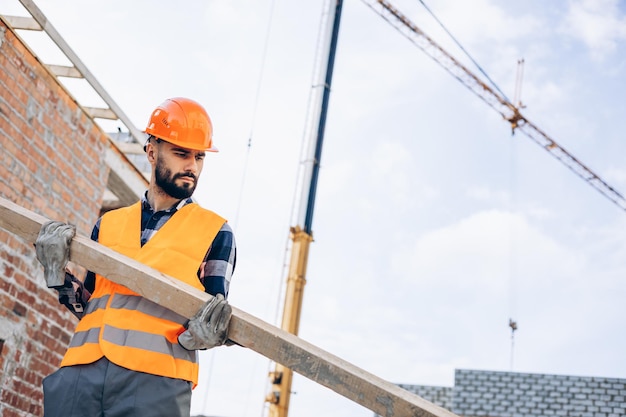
[
  {"left": 178, "top": 293, "right": 232, "bottom": 351},
  {"left": 35, "top": 221, "right": 76, "bottom": 288}
]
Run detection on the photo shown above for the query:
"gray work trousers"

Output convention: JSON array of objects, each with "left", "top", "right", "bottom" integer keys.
[{"left": 43, "top": 357, "right": 192, "bottom": 417}]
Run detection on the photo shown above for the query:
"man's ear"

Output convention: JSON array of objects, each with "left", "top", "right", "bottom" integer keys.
[{"left": 146, "top": 141, "right": 157, "bottom": 163}]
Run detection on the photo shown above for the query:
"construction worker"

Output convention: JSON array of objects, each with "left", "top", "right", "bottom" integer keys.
[{"left": 34, "top": 97, "right": 237, "bottom": 417}]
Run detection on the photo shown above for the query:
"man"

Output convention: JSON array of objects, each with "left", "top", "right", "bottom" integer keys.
[{"left": 35, "top": 97, "right": 237, "bottom": 417}]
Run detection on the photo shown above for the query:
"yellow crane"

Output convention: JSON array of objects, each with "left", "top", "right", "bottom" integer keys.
[{"left": 264, "top": 1, "right": 344, "bottom": 416}]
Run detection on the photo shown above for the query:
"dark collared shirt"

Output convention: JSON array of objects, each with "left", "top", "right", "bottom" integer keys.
[{"left": 60, "top": 194, "right": 236, "bottom": 317}]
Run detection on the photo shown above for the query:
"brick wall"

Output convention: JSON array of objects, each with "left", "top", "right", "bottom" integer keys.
[
  {"left": 383, "top": 369, "right": 626, "bottom": 417},
  {"left": 0, "top": 20, "right": 110, "bottom": 417},
  {"left": 398, "top": 383, "right": 453, "bottom": 410},
  {"left": 453, "top": 369, "right": 626, "bottom": 417}
]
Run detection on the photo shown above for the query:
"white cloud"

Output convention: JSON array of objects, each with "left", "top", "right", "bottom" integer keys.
[
  {"left": 560, "top": 0, "right": 626, "bottom": 60},
  {"left": 465, "top": 184, "right": 511, "bottom": 205},
  {"left": 394, "top": 209, "right": 578, "bottom": 292}
]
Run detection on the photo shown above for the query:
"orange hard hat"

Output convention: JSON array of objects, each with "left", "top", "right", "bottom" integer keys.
[{"left": 144, "top": 97, "right": 217, "bottom": 152}]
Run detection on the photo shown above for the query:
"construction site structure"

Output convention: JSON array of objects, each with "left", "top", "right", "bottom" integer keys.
[{"left": 387, "top": 369, "right": 626, "bottom": 417}]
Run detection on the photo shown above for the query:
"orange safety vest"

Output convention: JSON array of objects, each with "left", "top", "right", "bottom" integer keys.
[{"left": 60, "top": 201, "right": 226, "bottom": 387}]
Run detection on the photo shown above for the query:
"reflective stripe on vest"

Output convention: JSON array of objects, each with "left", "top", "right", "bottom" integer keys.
[{"left": 60, "top": 202, "right": 226, "bottom": 386}]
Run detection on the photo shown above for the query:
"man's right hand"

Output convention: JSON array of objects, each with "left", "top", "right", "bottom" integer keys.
[{"left": 35, "top": 221, "right": 76, "bottom": 288}]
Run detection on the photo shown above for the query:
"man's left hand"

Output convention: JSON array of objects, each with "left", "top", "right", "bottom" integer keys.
[{"left": 178, "top": 294, "right": 232, "bottom": 350}]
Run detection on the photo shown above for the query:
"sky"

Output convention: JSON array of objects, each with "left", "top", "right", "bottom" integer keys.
[{"left": 2, "top": 0, "right": 626, "bottom": 416}]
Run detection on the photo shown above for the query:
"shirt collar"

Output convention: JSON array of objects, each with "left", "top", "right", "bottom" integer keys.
[{"left": 141, "top": 191, "right": 194, "bottom": 214}]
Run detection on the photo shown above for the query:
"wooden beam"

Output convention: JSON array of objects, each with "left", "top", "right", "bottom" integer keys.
[
  {"left": 1, "top": 15, "right": 42, "bottom": 31},
  {"left": 47, "top": 64, "right": 82, "bottom": 78},
  {"left": 104, "top": 147, "right": 147, "bottom": 207},
  {"left": 17, "top": 0, "right": 147, "bottom": 145},
  {"left": 84, "top": 107, "right": 118, "bottom": 120},
  {"left": 114, "top": 142, "right": 146, "bottom": 155},
  {"left": 0, "top": 197, "right": 457, "bottom": 417}
]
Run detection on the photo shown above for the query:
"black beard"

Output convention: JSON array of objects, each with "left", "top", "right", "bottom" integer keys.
[{"left": 155, "top": 156, "right": 197, "bottom": 199}]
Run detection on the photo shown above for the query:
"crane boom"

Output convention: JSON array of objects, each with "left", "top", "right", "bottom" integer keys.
[{"left": 362, "top": 0, "right": 626, "bottom": 212}]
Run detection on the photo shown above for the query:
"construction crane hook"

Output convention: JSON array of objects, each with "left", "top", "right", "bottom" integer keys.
[
  {"left": 506, "top": 109, "right": 524, "bottom": 135},
  {"left": 508, "top": 58, "right": 527, "bottom": 135}
]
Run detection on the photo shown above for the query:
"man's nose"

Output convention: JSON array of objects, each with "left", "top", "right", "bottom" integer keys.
[{"left": 184, "top": 158, "right": 199, "bottom": 174}]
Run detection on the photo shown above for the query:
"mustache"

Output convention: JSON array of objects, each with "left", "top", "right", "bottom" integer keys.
[{"left": 174, "top": 172, "right": 197, "bottom": 181}]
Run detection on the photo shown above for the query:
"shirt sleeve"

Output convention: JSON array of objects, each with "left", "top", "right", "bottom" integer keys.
[
  {"left": 198, "top": 222, "right": 237, "bottom": 298},
  {"left": 82, "top": 219, "right": 101, "bottom": 294},
  {"left": 56, "top": 273, "right": 91, "bottom": 319}
]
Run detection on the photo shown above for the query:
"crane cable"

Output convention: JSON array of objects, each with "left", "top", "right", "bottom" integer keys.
[
  {"left": 244, "top": 3, "right": 282, "bottom": 416},
  {"left": 508, "top": 133, "right": 519, "bottom": 371},
  {"left": 261, "top": 2, "right": 339, "bottom": 415},
  {"left": 416, "top": 0, "right": 511, "bottom": 103},
  {"left": 232, "top": 0, "right": 278, "bottom": 231},
  {"left": 202, "top": 2, "right": 278, "bottom": 417},
  {"left": 418, "top": 0, "right": 522, "bottom": 367}
]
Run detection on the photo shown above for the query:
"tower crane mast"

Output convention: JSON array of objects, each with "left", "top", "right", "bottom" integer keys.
[
  {"left": 264, "top": 1, "right": 344, "bottom": 417},
  {"left": 362, "top": 0, "right": 626, "bottom": 212}
]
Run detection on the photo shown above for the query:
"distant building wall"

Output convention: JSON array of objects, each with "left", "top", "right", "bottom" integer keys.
[
  {"left": 0, "top": 19, "right": 110, "bottom": 416},
  {"left": 453, "top": 369, "right": 626, "bottom": 417},
  {"left": 383, "top": 369, "right": 626, "bottom": 417},
  {"left": 399, "top": 383, "right": 453, "bottom": 410}
]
